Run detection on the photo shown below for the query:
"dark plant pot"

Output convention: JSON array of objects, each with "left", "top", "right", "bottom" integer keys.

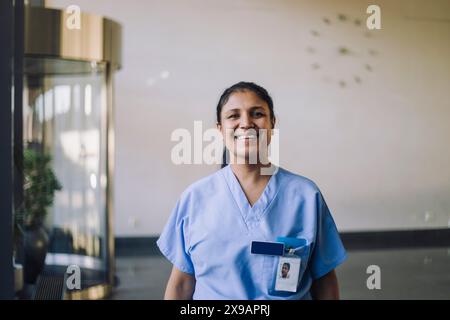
[{"left": 24, "top": 225, "right": 49, "bottom": 284}]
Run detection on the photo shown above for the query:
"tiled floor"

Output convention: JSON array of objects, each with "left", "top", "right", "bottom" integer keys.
[{"left": 111, "top": 247, "right": 450, "bottom": 300}]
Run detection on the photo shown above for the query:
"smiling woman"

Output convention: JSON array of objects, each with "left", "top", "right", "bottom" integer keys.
[
  {"left": 157, "top": 81, "right": 347, "bottom": 300},
  {"left": 216, "top": 82, "right": 276, "bottom": 169}
]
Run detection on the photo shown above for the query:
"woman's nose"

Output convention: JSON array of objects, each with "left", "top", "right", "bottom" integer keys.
[{"left": 239, "top": 113, "right": 254, "bottom": 129}]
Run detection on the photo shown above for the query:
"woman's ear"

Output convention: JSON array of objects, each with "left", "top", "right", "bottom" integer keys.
[
  {"left": 216, "top": 122, "right": 222, "bottom": 131},
  {"left": 271, "top": 116, "right": 276, "bottom": 129}
]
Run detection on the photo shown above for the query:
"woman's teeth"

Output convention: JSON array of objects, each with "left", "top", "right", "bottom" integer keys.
[{"left": 235, "top": 135, "right": 257, "bottom": 140}]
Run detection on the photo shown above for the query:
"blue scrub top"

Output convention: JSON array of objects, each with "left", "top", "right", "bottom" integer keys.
[{"left": 157, "top": 165, "right": 347, "bottom": 300}]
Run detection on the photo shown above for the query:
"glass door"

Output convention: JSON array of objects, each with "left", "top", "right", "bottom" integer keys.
[{"left": 22, "top": 57, "right": 110, "bottom": 292}]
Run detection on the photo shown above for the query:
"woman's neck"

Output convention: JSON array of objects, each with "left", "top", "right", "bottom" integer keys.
[
  {"left": 229, "top": 163, "right": 274, "bottom": 207},
  {"left": 230, "top": 163, "right": 272, "bottom": 183}
]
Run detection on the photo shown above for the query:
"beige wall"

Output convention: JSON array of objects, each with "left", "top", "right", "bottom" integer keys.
[{"left": 47, "top": 0, "right": 450, "bottom": 235}]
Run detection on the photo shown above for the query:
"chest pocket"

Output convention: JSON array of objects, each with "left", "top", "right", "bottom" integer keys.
[{"left": 264, "top": 239, "right": 312, "bottom": 297}]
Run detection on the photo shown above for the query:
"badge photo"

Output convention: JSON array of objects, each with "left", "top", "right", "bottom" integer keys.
[{"left": 274, "top": 256, "right": 301, "bottom": 292}]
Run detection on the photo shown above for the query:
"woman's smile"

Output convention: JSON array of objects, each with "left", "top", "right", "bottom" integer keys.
[{"left": 234, "top": 132, "right": 259, "bottom": 141}]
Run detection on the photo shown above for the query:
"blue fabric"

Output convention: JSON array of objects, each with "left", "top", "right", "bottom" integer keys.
[{"left": 157, "top": 165, "right": 347, "bottom": 300}]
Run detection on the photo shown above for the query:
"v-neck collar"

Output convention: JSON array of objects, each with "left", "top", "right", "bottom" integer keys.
[{"left": 221, "top": 165, "right": 280, "bottom": 230}]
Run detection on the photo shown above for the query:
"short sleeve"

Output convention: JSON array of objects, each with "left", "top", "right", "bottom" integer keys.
[
  {"left": 310, "top": 192, "right": 347, "bottom": 280},
  {"left": 156, "top": 198, "right": 195, "bottom": 275}
]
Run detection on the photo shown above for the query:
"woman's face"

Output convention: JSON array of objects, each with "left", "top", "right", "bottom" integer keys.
[
  {"left": 217, "top": 90, "right": 275, "bottom": 164},
  {"left": 281, "top": 264, "right": 289, "bottom": 278}
]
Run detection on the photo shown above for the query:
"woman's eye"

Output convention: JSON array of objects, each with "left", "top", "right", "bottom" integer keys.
[
  {"left": 228, "top": 114, "right": 239, "bottom": 119},
  {"left": 252, "top": 111, "right": 265, "bottom": 117}
]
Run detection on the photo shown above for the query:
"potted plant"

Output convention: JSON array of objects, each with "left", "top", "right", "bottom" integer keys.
[{"left": 17, "top": 147, "right": 62, "bottom": 284}]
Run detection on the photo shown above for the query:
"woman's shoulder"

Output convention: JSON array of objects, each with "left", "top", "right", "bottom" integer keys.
[
  {"left": 277, "top": 166, "right": 321, "bottom": 194},
  {"left": 179, "top": 167, "right": 226, "bottom": 200}
]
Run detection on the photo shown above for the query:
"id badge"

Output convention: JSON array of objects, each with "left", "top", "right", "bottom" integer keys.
[
  {"left": 268, "top": 237, "right": 310, "bottom": 296},
  {"left": 274, "top": 255, "right": 301, "bottom": 292}
]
